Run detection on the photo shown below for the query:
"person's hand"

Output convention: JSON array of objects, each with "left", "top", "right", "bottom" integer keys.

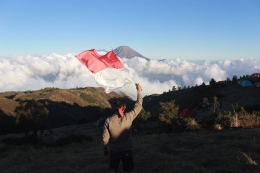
[
  {"left": 135, "top": 83, "right": 142, "bottom": 93},
  {"left": 104, "top": 148, "right": 109, "bottom": 156}
]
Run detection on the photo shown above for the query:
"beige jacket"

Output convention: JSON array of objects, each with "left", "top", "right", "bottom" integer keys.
[{"left": 102, "top": 94, "right": 143, "bottom": 152}]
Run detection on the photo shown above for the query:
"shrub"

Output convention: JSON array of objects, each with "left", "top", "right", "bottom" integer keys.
[
  {"left": 15, "top": 99, "right": 49, "bottom": 134},
  {"left": 159, "top": 100, "right": 179, "bottom": 133},
  {"left": 159, "top": 100, "right": 179, "bottom": 125},
  {"left": 238, "top": 108, "right": 260, "bottom": 128},
  {"left": 214, "top": 112, "right": 238, "bottom": 128},
  {"left": 133, "top": 108, "right": 151, "bottom": 129},
  {"left": 214, "top": 124, "right": 223, "bottom": 131},
  {"left": 186, "top": 118, "right": 201, "bottom": 130},
  {"left": 172, "top": 117, "right": 200, "bottom": 132},
  {"left": 214, "top": 107, "right": 260, "bottom": 129},
  {"left": 211, "top": 96, "right": 220, "bottom": 113}
]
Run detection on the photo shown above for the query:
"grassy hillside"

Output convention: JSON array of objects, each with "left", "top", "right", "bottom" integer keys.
[
  {"left": 0, "top": 87, "right": 129, "bottom": 134},
  {"left": 143, "top": 83, "right": 260, "bottom": 116},
  {"left": 1, "top": 83, "right": 260, "bottom": 172},
  {"left": 1, "top": 83, "right": 260, "bottom": 134}
]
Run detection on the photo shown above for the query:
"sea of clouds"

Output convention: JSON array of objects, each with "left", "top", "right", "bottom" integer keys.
[{"left": 0, "top": 51, "right": 260, "bottom": 98}]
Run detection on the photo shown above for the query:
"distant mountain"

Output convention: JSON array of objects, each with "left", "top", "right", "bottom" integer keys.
[{"left": 114, "top": 46, "right": 149, "bottom": 60}]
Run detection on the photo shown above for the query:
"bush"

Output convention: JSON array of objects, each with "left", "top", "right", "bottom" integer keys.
[
  {"left": 172, "top": 117, "right": 200, "bottom": 132},
  {"left": 15, "top": 99, "right": 49, "bottom": 134},
  {"left": 159, "top": 100, "right": 179, "bottom": 125},
  {"left": 133, "top": 108, "right": 151, "bottom": 129},
  {"left": 159, "top": 100, "right": 179, "bottom": 133},
  {"left": 214, "top": 107, "right": 260, "bottom": 129},
  {"left": 238, "top": 108, "right": 260, "bottom": 128}
]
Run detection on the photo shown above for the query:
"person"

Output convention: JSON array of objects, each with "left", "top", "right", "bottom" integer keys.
[{"left": 102, "top": 83, "right": 143, "bottom": 173}]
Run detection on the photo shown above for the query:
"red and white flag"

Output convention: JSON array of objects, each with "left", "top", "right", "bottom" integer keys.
[{"left": 76, "top": 49, "right": 134, "bottom": 93}]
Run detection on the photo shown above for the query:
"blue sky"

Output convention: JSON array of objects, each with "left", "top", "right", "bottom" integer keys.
[{"left": 0, "top": 0, "right": 259, "bottom": 60}]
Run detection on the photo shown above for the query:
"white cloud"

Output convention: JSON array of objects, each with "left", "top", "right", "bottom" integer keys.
[
  {"left": 204, "top": 64, "right": 227, "bottom": 81},
  {"left": 194, "top": 77, "right": 204, "bottom": 86},
  {"left": 0, "top": 52, "right": 260, "bottom": 98}
]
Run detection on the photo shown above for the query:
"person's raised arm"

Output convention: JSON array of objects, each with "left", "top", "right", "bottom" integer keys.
[
  {"left": 125, "top": 83, "right": 143, "bottom": 120},
  {"left": 136, "top": 83, "right": 142, "bottom": 94}
]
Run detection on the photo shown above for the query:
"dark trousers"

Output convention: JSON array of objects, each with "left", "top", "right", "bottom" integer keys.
[{"left": 109, "top": 150, "right": 134, "bottom": 173}]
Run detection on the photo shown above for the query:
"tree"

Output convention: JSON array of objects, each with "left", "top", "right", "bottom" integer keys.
[
  {"left": 159, "top": 100, "right": 179, "bottom": 125},
  {"left": 133, "top": 108, "right": 151, "bottom": 129},
  {"left": 209, "top": 78, "right": 216, "bottom": 85},
  {"left": 232, "top": 75, "right": 238, "bottom": 84},
  {"left": 159, "top": 100, "right": 179, "bottom": 133},
  {"left": 172, "top": 86, "right": 176, "bottom": 91},
  {"left": 226, "top": 78, "right": 231, "bottom": 84},
  {"left": 211, "top": 96, "right": 220, "bottom": 113},
  {"left": 15, "top": 99, "right": 49, "bottom": 134}
]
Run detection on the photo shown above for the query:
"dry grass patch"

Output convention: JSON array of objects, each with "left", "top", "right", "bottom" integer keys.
[
  {"left": 240, "top": 152, "right": 258, "bottom": 166},
  {"left": 214, "top": 106, "right": 260, "bottom": 129},
  {"left": 1, "top": 124, "right": 260, "bottom": 173}
]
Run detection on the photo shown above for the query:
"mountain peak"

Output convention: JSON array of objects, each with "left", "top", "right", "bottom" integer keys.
[{"left": 114, "top": 46, "right": 148, "bottom": 60}]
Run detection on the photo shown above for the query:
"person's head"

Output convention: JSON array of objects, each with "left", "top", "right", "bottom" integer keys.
[
  {"left": 114, "top": 98, "right": 126, "bottom": 118},
  {"left": 114, "top": 97, "right": 126, "bottom": 109}
]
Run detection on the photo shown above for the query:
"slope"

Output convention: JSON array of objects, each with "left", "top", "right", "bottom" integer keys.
[
  {"left": 143, "top": 83, "right": 260, "bottom": 116},
  {"left": 0, "top": 87, "right": 130, "bottom": 134},
  {"left": 114, "top": 46, "right": 148, "bottom": 59}
]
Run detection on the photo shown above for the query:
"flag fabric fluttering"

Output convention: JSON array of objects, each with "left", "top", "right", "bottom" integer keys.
[{"left": 76, "top": 49, "right": 134, "bottom": 93}]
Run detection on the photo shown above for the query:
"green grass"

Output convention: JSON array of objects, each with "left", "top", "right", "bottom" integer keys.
[{"left": 80, "top": 92, "right": 97, "bottom": 103}]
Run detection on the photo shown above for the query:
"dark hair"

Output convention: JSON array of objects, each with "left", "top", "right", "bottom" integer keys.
[{"left": 114, "top": 98, "right": 126, "bottom": 108}]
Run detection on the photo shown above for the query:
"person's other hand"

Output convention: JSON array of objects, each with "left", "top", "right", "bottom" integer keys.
[{"left": 135, "top": 83, "right": 142, "bottom": 93}]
